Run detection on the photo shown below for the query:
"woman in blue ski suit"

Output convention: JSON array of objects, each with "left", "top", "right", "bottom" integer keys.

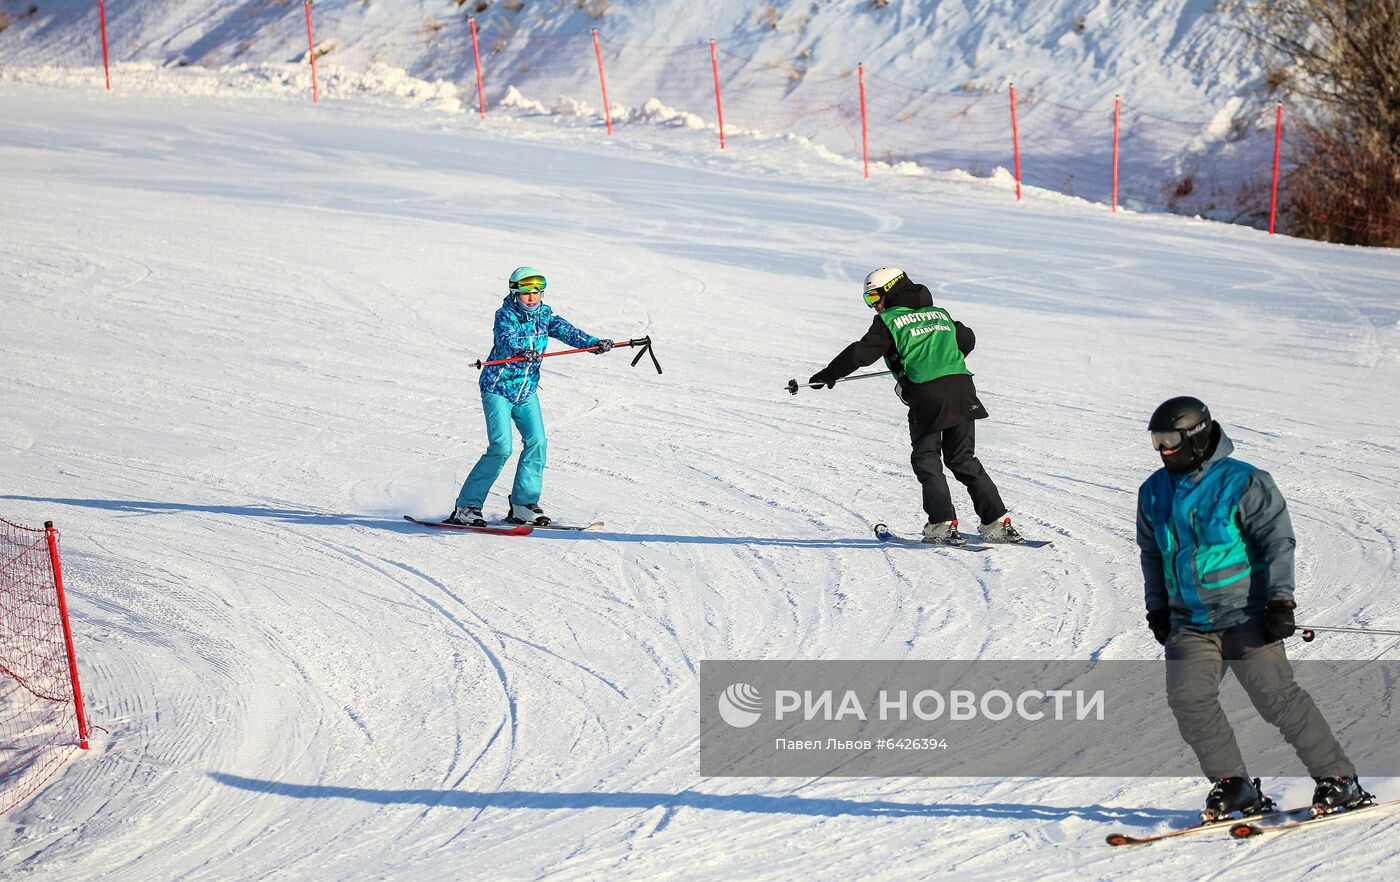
[{"left": 450, "top": 267, "right": 612, "bottom": 526}]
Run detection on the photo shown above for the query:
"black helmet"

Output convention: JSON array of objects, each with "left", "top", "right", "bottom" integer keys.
[{"left": 1149, "top": 396, "right": 1216, "bottom": 474}]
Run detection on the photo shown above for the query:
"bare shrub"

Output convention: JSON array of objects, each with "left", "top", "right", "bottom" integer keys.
[
  {"left": 1242, "top": 0, "right": 1400, "bottom": 245},
  {"left": 1285, "top": 124, "right": 1400, "bottom": 245}
]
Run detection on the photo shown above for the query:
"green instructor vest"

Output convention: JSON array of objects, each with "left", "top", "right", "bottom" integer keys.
[{"left": 878, "top": 305, "right": 972, "bottom": 383}]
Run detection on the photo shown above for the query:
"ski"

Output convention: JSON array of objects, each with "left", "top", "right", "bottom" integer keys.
[
  {"left": 496, "top": 520, "right": 605, "bottom": 532},
  {"left": 872, "top": 524, "right": 1050, "bottom": 550},
  {"left": 1106, "top": 803, "right": 1301, "bottom": 847},
  {"left": 872, "top": 524, "right": 989, "bottom": 552},
  {"left": 1228, "top": 797, "right": 1398, "bottom": 839},
  {"left": 403, "top": 515, "right": 533, "bottom": 536}
]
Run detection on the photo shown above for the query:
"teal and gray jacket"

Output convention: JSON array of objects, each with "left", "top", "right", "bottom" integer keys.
[{"left": 1136, "top": 427, "right": 1296, "bottom": 632}]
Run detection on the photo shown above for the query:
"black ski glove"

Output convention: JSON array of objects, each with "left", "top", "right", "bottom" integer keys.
[
  {"left": 1146, "top": 609, "right": 1172, "bottom": 646},
  {"left": 593, "top": 339, "right": 614, "bottom": 354},
  {"left": 1262, "top": 599, "right": 1296, "bottom": 642},
  {"left": 808, "top": 370, "right": 838, "bottom": 389},
  {"left": 514, "top": 348, "right": 543, "bottom": 364}
]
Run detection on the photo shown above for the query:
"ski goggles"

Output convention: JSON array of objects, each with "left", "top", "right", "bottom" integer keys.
[
  {"left": 864, "top": 272, "right": 906, "bottom": 307},
  {"left": 510, "top": 275, "right": 547, "bottom": 293},
  {"left": 1150, "top": 430, "right": 1184, "bottom": 451},
  {"left": 1151, "top": 420, "right": 1208, "bottom": 451}
]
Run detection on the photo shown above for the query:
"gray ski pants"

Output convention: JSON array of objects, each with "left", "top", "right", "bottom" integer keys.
[{"left": 1165, "top": 619, "right": 1355, "bottom": 779}]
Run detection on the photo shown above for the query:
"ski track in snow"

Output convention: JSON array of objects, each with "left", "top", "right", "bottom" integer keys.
[{"left": 0, "top": 83, "right": 1398, "bottom": 880}]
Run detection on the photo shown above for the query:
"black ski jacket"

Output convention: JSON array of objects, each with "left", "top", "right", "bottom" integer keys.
[{"left": 812, "top": 280, "right": 988, "bottom": 434}]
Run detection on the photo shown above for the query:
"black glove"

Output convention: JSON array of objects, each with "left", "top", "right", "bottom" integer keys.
[
  {"left": 808, "top": 370, "right": 838, "bottom": 390},
  {"left": 594, "top": 339, "right": 615, "bottom": 354},
  {"left": 1262, "top": 599, "right": 1296, "bottom": 642},
  {"left": 1146, "top": 609, "right": 1172, "bottom": 646},
  {"left": 514, "top": 348, "right": 543, "bottom": 364}
]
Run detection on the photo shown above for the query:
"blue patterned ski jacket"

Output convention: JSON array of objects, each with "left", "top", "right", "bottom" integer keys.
[
  {"left": 1136, "top": 428, "right": 1297, "bottom": 633},
  {"left": 479, "top": 295, "right": 599, "bottom": 402}
]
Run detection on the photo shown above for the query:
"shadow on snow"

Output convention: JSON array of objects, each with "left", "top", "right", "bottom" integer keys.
[
  {"left": 209, "top": 772, "right": 1181, "bottom": 827},
  {"left": 4, "top": 495, "right": 900, "bottom": 549}
]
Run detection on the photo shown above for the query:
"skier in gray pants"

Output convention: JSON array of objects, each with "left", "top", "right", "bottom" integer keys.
[{"left": 1137, "top": 396, "right": 1366, "bottom": 821}]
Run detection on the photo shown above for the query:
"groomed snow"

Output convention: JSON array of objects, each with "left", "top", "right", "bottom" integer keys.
[{"left": 1, "top": 71, "right": 1398, "bottom": 880}]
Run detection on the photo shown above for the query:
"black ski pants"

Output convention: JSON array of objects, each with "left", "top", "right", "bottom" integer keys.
[{"left": 908, "top": 416, "right": 1006, "bottom": 525}]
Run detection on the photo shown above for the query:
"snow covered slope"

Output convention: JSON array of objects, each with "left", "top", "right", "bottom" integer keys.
[
  {"left": 1, "top": 0, "right": 1267, "bottom": 115},
  {"left": 1, "top": 75, "right": 1397, "bottom": 879}
]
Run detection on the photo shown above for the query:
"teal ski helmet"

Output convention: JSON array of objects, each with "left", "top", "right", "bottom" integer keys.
[{"left": 508, "top": 266, "right": 547, "bottom": 294}]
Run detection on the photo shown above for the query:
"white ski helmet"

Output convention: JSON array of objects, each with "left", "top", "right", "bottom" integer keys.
[{"left": 863, "top": 267, "right": 907, "bottom": 307}]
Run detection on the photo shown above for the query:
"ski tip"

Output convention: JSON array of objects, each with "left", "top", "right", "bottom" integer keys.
[{"left": 1104, "top": 833, "right": 1137, "bottom": 847}]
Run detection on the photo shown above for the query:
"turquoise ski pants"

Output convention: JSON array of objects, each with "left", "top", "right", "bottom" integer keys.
[{"left": 457, "top": 391, "right": 546, "bottom": 508}]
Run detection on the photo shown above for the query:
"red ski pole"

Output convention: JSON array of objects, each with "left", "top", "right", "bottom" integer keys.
[
  {"left": 476, "top": 344, "right": 601, "bottom": 368},
  {"left": 473, "top": 336, "right": 661, "bottom": 373}
]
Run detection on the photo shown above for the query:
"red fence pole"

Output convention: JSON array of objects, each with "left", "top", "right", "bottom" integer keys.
[
  {"left": 1112, "top": 95, "right": 1120, "bottom": 213},
  {"left": 470, "top": 17, "right": 486, "bottom": 119},
  {"left": 858, "top": 63, "right": 869, "bottom": 180},
  {"left": 303, "top": 1, "right": 319, "bottom": 104},
  {"left": 98, "top": 0, "right": 110, "bottom": 92},
  {"left": 44, "top": 523, "right": 89, "bottom": 751},
  {"left": 1269, "top": 102, "right": 1283, "bottom": 235},
  {"left": 1009, "top": 83, "right": 1022, "bottom": 201},
  {"left": 592, "top": 29, "right": 612, "bottom": 136},
  {"left": 710, "top": 39, "right": 726, "bottom": 150}
]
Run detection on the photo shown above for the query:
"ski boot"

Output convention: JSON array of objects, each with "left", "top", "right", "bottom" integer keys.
[
  {"left": 1201, "top": 776, "right": 1273, "bottom": 823},
  {"left": 445, "top": 505, "right": 486, "bottom": 527},
  {"left": 921, "top": 519, "right": 967, "bottom": 546},
  {"left": 1311, "top": 776, "right": 1371, "bottom": 816},
  {"left": 977, "top": 516, "right": 1025, "bottom": 544},
  {"left": 506, "top": 501, "right": 551, "bottom": 526}
]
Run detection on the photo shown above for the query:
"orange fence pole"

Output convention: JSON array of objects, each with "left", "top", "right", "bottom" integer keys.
[
  {"left": 858, "top": 63, "right": 869, "bottom": 179},
  {"left": 303, "top": 1, "right": 319, "bottom": 103},
  {"left": 470, "top": 17, "right": 486, "bottom": 119},
  {"left": 592, "top": 29, "right": 612, "bottom": 136},
  {"left": 1009, "top": 83, "right": 1022, "bottom": 201}
]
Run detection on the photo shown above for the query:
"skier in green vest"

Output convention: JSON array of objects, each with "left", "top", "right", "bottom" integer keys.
[{"left": 807, "top": 267, "right": 1022, "bottom": 545}]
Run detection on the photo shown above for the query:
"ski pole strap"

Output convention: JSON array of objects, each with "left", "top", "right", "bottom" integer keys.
[
  {"left": 472, "top": 335, "right": 662, "bottom": 373},
  {"left": 624, "top": 335, "right": 663, "bottom": 374},
  {"left": 786, "top": 369, "right": 895, "bottom": 395},
  {"left": 1299, "top": 625, "right": 1400, "bottom": 642}
]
